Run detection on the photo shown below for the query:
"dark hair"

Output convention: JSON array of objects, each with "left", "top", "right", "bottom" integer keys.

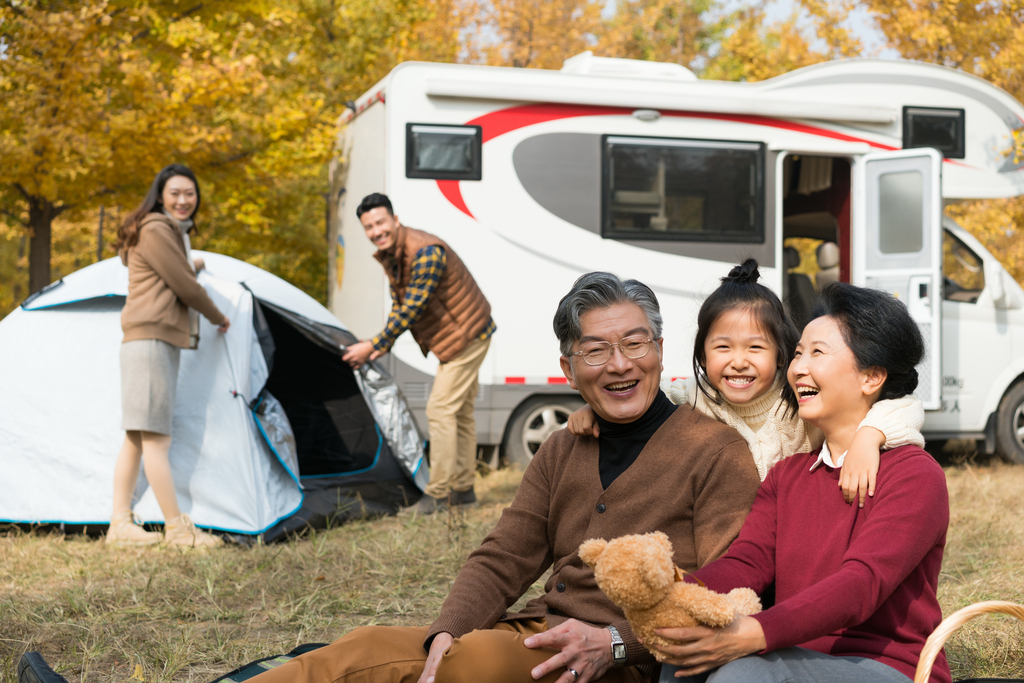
[
  {"left": 693, "top": 259, "right": 800, "bottom": 417},
  {"left": 553, "top": 272, "right": 663, "bottom": 357},
  {"left": 356, "top": 192, "right": 393, "bottom": 218},
  {"left": 116, "top": 164, "right": 201, "bottom": 257},
  {"left": 811, "top": 282, "right": 924, "bottom": 400}
]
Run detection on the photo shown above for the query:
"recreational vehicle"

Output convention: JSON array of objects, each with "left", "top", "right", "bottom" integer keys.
[{"left": 329, "top": 53, "right": 1024, "bottom": 466}]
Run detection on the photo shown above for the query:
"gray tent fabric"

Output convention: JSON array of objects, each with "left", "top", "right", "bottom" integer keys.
[{"left": 0, "top": 252, "right": 426, "bottom": 541}]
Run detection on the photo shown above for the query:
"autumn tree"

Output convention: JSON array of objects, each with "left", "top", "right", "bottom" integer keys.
[
  {"left": 0, "top": 0, "right": 470, "bottom": 314},
  {"left": 481, "top": 0, "right": 602, "bottom": 69},
  {"left": 0, "top": 1, "right": 270, "bottom": 295},
  {"left": 596, "top": 0, "right": 725, "bottom": 70},
  {"left": 858, "top": 0, "right": 1024, "bottom": 284}
]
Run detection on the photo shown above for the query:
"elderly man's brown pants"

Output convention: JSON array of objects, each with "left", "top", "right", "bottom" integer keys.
[{"left": 252, "top": 618, "right": 648, "bottom": 683}]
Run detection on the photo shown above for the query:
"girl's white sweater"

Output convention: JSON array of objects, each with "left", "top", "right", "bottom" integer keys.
[{"left": 665, "top": 375, "right": 925, "bottom": 481}]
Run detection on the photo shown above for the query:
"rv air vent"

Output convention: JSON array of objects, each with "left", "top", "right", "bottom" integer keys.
[
  {"left": 902, "top": 106, "right": 965, "bottom": 159},
  {"left": 561, "top": 51, "right": 698, "bottom": 82}
]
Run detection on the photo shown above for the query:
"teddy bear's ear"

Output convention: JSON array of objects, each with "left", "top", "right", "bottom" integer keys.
[
  {"left": 637, "top": 534, "right": 675, "bottom": 590},
  {"left": 650, "top": 530, "right": 673, "bottom": 554},
  {"left": 578, "top": 538, "right": 607, "bottom": 567}
]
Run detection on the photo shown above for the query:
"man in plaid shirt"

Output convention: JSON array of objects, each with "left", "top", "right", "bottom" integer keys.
[{"left": 343, "top": 193, "right": 495, "bottom": 513}]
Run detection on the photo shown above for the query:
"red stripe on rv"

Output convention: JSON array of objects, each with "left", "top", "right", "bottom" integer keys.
[
  {"left": 437, "top": 180, "right": 474, "bottom": 218},
  {"left": 505, "top": 377, "right": 526, "bottom": 384},
  {"left": 547, "top": 377, "right": 568, "bottom": 384},
  {"left": 435, "top": 102, "right": 929, "bottom": 218}
]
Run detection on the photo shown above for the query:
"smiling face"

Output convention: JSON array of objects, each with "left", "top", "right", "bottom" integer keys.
[
  {"left": 703, "top": 307, "right": 779, "bottom": 405},
  {"left": 559, "top": 302, "right": 664, "bottom": 424},
  {"left": 160, "top": 175, "right": 198, "bottom": 222},
  {"left": 360, "top": 206, "right": 399, "bottom": 252},
  {"left": 787, "top": 315, "right": 886, "bottom": 436}
]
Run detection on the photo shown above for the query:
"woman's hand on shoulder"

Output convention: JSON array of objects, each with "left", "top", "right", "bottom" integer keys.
[
  {"left": 649, "top": 615, "right": 766, "bottom": 677},
  {"left": 193, "top": 256, "right": 205, "bottom": 272},
  {"left": 566, "top": 404, "right": 599, "bottom": 438}
]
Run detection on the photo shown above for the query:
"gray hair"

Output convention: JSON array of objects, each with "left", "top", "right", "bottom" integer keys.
[{"left": 553, "top": 272, "right": 663, "bottom": 356}]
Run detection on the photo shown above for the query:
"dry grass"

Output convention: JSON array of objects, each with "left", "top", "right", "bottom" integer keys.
[{"left": 1, "top": 459, "right": 1022, "bottom": 682}]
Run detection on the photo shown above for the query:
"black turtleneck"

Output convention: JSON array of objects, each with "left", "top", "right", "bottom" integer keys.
[{"left": 595, "top": 390, "right": 677, "bottom": 490}]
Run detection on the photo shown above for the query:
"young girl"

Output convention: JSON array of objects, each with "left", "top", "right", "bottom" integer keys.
[{"left": 567, "top": 259, "right": 924, "bottom": 506}]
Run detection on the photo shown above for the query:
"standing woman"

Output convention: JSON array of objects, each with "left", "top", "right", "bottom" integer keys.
[{"left": 107, "top": 164, "right": 230, "bottom": 548}]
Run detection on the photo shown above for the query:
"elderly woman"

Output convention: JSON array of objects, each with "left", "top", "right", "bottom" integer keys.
[{"left": 654, "top": 282, "right": 951, "bottom": 683}]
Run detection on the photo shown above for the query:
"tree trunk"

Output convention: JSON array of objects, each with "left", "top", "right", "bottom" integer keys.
[{"left": 27, "top": 195, "right": 55, "bottom": 295}]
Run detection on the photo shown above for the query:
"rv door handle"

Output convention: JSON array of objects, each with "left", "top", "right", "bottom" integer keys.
[{"left": 919, "top": 283, "right": 928, "bottom": 299}]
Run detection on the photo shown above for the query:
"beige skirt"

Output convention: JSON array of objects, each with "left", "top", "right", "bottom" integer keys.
[{"left": 120, "top": 339, "right": 181, "bottom": 435}]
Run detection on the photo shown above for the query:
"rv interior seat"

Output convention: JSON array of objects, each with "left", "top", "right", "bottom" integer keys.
[
  {"left": 816, "top": 241, "right": 840, "bottom": 290},
  {"left": 784, "top": 246, "right": 816, "bottom": 330}
]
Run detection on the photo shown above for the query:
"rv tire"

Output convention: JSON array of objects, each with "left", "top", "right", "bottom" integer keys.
[
  {"left": 995, "top": 381, "right": 1024, "bottom": 465},
  {"left": 502, "top": 395, "right": 585, "bottom": 469}
]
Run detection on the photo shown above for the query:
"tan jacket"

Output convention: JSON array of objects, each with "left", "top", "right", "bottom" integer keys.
[
  {"left": 426, "top": 405, "right": 760, "bottom": 667},
  {"left": 120, "top": 213, "right": 225, "bottom": 348},
  {"left": 374, "top": 225, "right": 491, "bottom": 363}
]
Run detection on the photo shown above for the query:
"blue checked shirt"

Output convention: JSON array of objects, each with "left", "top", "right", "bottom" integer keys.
[{"left": 371, "top": 245, "right": 496, "bottom": 353}]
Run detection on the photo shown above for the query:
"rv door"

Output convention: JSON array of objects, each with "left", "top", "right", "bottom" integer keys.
[{"left": 853, "top": 148, "right": 943, "bottom": 410}]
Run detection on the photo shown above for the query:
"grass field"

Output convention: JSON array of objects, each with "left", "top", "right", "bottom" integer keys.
[{"left": 2, "top": 457, "right": 1023, "bottom": 683}]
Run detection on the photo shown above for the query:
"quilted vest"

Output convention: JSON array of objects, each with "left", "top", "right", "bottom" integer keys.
[{"left": 374, "top": 225, "right": 491, "bottom": 363}]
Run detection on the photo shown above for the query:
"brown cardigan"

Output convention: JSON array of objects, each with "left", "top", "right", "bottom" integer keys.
[
  {"left": 374, "top": 225, "right": 491, "bottom": 363},
  {"left": 120, "top": 214, "right": 225, "bottom": 348},
  {"left": 427, "top": 404, "right": 760, "bottom": 668}
]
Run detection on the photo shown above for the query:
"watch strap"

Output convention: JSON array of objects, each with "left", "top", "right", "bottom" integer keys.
[{"left": 607, "top": 624, "right": 627, "bottom": 666}]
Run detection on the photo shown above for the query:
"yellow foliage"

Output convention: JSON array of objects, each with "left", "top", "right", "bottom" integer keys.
[
  {"left": 0, "top": 0, "right": 469, "bottom": 316},
  {"left": 596, "top": 0, "right": 724, "bottom": 69},
  {"left": 702, "top": 5, "right": 827, "bottom": 82},
  {"left": 858, "top": 0, "right": 1024, "bottom": 286},
  {"left": 480, "top": 0, "right": 602, "bottom": 69}
]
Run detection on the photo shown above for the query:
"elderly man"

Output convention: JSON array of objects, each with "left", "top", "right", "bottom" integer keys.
[{"left": 253, "top": 273, "right": 759, "bottom": 683}]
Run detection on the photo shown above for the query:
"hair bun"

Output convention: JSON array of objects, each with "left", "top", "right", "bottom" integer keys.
[{"left": 724, "top": 258, "right": 761, "bottom": 285}]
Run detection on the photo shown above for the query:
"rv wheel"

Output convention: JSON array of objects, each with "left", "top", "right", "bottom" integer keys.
[
  {"left": 502, "top": 396, "right": 585, "bottom": 468},
  {"left": 995, "top": 381, "right": 1024, "bottom": 465}
]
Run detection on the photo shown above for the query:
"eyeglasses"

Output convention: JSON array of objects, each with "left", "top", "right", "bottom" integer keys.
[{"left": 569, "top": 335, "right": 653, "bottom": 366}]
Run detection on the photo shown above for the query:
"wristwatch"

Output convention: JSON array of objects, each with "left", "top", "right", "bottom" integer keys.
[{"left": 607, "top": 625, "right": 627, "bottom": 667}]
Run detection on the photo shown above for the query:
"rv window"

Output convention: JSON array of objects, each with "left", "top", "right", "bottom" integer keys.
[
  {"left": 602, "top": 136, "right": 764, "bottom": 243},
  {"left": 943, "top": 230, "right": 985, "bottom": 303},
  {"left": 878, "top": 171, "right": 924, "bottom": 254},
  {"left": 406, "top": 124, "right": 482, "bottom": 180},
  {"left": 902, "top": 107, "right": 965, "bottom": 159}
]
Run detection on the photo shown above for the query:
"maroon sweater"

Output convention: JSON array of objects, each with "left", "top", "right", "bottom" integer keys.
[{"left": 693, "top": 444, "right": 951, "bottom": 683}]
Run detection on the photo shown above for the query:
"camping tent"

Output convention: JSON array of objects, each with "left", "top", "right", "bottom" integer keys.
[{"left": 0, "top": 253, "right": 427, "bottom": 541}]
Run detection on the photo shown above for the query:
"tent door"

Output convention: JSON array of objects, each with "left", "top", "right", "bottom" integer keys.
[{"left": 853, "top": 148, "right": 943, "bottom": 409}]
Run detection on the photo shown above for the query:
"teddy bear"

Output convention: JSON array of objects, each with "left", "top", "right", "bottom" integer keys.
[{"left": 578, "top": 531, "right": 762, "bottom": 660}]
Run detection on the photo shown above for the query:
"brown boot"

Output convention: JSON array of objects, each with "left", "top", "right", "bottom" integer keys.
[
  {"left": 164, "top": 514, "right": 223, "bottom": 548},
  {"left": 106, "top": 512, "right": 161, "bottom": 546}
]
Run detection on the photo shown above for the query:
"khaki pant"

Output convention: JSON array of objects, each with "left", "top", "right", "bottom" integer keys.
[
  {"left": 251, "top": 619, "right": 648, "bottom": 683},
  {"left": 424, "top": 336, "right": 491, "bottom": 499}
]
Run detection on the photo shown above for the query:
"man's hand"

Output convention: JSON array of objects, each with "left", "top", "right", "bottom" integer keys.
[
  {"left": 417, "top": 632, "right": 453, "bottom": 683},
  {"left": 524, "top": 619, "right": 613, "bottom": 683},
  {"left": 342, "top": 340, "right": 376, "bottom": 369},
  {"left": 650, "top": 615, "right": 766, "bottom": 677}
]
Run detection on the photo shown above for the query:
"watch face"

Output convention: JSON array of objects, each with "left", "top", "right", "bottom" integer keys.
[{"left": 613, "top": 643, "right": 627, "bottom": 661}]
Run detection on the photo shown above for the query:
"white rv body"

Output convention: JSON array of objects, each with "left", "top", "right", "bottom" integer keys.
[{"left": 330, "top": 55, "right": 1024, "bottom": 464}]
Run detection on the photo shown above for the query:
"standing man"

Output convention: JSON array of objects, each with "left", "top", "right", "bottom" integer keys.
[{"left": 342, "top": 192, "right": 495, "bottom": 514}]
